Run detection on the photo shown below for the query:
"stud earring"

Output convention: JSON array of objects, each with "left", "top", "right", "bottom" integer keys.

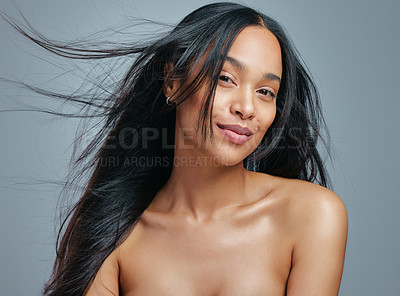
[{"left": 166, "top": 96, "right": 175, "bottom": 106}]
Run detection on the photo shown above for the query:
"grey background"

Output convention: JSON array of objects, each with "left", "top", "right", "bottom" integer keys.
[{"left": 1, "top": 0, "right": 399, "bottom": 295}]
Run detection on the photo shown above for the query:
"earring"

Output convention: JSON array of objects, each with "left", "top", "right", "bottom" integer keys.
[{"left": 166, "top": 96, "right": 175, "bottom": 106}]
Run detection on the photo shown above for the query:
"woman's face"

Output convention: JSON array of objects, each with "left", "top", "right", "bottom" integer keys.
[{"left": 173, "top": 25, "right": 282, "bottom": 166}]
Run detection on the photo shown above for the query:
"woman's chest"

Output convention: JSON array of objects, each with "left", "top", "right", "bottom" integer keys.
[{"left": 118, "top": 215, "right": 292, "bottom": 295}]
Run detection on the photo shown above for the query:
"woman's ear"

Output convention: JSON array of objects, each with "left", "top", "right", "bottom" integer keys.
[{"left": 163, "top": 62, "right": 180, "bottom": 100}]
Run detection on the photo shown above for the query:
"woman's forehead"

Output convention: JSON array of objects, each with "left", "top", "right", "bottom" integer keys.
[{"left": 226, "top": 26, "right": 282, "bottom": 79}]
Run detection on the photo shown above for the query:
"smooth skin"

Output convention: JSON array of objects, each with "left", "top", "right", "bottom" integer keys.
[{"left": 85, "top": 26, "right": 348, "bottom": 296}]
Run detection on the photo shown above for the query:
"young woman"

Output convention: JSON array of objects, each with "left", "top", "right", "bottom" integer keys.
[{"left": 5, "top": 2, "right": 347, "bottom": 295}]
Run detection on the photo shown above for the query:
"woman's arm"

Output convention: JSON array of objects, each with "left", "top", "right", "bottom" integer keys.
[
  {"left": 286, "top": 187, "right": 348, "bottom": 295},
  {"left": 84, "top": 249, "right": 120, "bottom": 296}
]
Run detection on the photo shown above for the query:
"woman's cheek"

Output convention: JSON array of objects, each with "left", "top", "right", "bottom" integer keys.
[{"left": 261, "top": 104, "right": 277, "bottom": 128}]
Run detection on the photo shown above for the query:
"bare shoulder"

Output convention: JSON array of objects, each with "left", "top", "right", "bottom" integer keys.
[
  {"left": 260, "top": 176, "right": 348, "bottom": 294},
  {"left": 280, "top": 177, "right": 348, "bottom": 232},
  {"left": 255, "top": 172, "right": 347, "bottom": 227},
  {"left": 249, "top": 172, "right": 348, "bottom": 239},
  {"left": 84, "top": 248, "right": 120, "bottom": 296},
  {"left": 253, "top": 173, "right": 348, "bottom": 293}
]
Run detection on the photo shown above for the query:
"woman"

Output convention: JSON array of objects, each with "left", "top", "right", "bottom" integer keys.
[{"left": 6, "top": 2, "right": 347, "bottom": 295}]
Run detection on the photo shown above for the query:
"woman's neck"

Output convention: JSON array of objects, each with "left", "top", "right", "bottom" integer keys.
[{"left": 149, "top": 155, "right": 252, "bottom": 222}]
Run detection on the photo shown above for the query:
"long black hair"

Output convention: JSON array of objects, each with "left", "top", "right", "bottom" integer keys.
[{"left": 2, "top": 2, "right": 331, "bottom": 295}]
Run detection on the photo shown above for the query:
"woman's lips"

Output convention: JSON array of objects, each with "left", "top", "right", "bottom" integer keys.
[{"left": 216, "top": 123, "right": 254, "bottom": 145}]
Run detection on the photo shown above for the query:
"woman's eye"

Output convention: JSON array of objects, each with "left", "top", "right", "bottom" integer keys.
[
  {"left": 258, "top": 89, "right": 276, "bottom": 98},
  {"left": 219, "top": 75, "right": 233, "bottom": 83}
]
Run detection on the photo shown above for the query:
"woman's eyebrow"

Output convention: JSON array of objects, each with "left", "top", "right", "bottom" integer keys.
[
  {"left": 225, "top": 56, "right": 281, "bottom": 84},
  {"left": 264, "top": 73, "right": 281, "bottom": 84},
  {"left": 226, "top": 56, "right": 246, "bottom": 71}
]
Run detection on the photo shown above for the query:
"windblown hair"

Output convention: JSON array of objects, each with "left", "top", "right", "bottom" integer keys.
[{"left": 3, "top": 2, "right": 331, "bottom": 295}]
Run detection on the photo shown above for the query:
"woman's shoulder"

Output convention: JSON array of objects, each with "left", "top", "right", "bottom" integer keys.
[
  {"left": 84, "top": 248, "right": 120, "bottom": 296},
  {"left": 255, "top": 171, "right": 345, "bottom": 206},
  {"left": 255, "top": 174, "right": 348, "bottom": 293},
  {"left": 251, "top": 172, "right": 347, "bottom": 232},
  {"left": 277, "top": 175, "right": 346, "bottom": 222}
]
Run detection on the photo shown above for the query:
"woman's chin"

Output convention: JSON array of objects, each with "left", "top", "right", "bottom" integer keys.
[{"left": 197, "top": 149, "right": 252, "bottom": 168}]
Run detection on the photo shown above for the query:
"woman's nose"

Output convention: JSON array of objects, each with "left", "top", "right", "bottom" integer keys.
[{"left": 230, "top": 88, "right": 256, "bottom": 120}]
